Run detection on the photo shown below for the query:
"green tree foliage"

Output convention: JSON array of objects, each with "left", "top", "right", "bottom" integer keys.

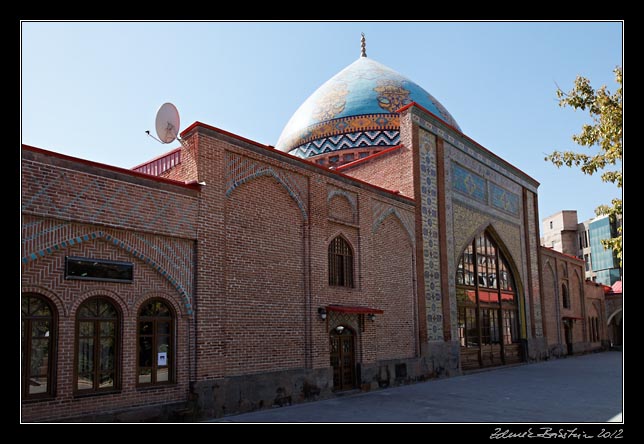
[{"left": 545, "top": 67, "right": 622, "bottom": 265}]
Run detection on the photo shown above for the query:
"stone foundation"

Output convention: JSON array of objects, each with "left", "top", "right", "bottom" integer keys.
[
  {"left": 526, "top": 337, "right": 549, "bottom": 361},
  {"left": 191, "top": 368, "right": 333, "bottom": 420}
]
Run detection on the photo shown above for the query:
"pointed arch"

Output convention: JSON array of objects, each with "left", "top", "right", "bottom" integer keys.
[
  {"left": 457, "top": 224, "right": 525, "bottom": 296},
  {"left": 21, "top": 231, "right": 193, "bottom": 315},
  {"left": 561, "top": 282, "right": 570, "bottom": 309},
  {"left": 327, "top": 189, "right": 357, "bottom": 213},
  {"left": 607, "top": 308, "right": 622, "bottom": 325},
  {"left": 226, "top": 168, "right": 308, "bottom": 221},
  {"left": 455, "top": 226, "right": 525, "bottom": 369},
  {"left": 328, "top": 235, "right": 354, "bottom": 288},
  {"left": 372, "top": 206, "right": 414, "bottom": 247}
]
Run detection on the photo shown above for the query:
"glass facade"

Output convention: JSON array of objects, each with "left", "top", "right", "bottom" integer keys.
[
  {"left": 456, "top": 232, "right": 521, "bottom": 368},
  {"left": 588, "top": 216, "right": 620, "bottom": 285}
]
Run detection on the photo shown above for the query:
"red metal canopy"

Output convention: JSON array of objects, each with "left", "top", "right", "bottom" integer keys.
[
  {"left": 562, "top": 316, "right": 584, "bottom": 321},
  {"left": 326, "top": 304, "right": 384, "bottom": 314}
]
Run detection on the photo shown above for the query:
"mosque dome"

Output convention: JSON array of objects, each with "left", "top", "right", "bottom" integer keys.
[{"left": 275, "top": 36, "right": 460, "bottom": 165}]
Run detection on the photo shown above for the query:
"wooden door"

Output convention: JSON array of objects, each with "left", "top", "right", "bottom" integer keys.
[{"left": 330, "top": 327, "right": 355, "bottom": 391}]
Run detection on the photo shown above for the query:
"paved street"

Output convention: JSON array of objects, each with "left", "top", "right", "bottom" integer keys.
[{"left": 212, "top": 351, "right": 622, "bottom": 423}]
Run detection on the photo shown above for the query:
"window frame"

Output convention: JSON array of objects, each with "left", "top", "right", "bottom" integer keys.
[
  {"left": 22, "top": 294, "right": 57, "bottom": 400},
  {"left": 65, "top": 256, "right": 134, "bottom": 283},
  {"left": 328, "top": 236, "right": 355, "bottom": 288},
  {"left": 136, "top": 299, "right": 176, "bottom": 387},
  {"left": 74, "top": 297, "right": 121, "bottom": 396},
  {"left": 562, "top": 283, "right": 570, "bottom": 309},
  {"left": 456, "top": 232, "right": 521, "bottom": 349}
]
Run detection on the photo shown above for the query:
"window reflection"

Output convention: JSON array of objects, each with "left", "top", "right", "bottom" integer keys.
[
  {"left": 22, "top": 295, "right": 55, "bottom": 398},
  {"left": 456, "top": 233, "right": 520, "bottom": 350},
  {"left": 76, "top": 298, "right": 118, "bottom": 393},
  {"left": 138, "top": 300, "right": 174, "bottom": 386}
]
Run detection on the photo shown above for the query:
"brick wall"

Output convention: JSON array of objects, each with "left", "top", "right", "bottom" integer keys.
[
  {"left": 23, "top": 121, "right": 424, "bottom": 421},
  {"left": 370, "top": 214, "right": 416, "bottom": 361},
  {"left": 21, "top": 223, "right": 193, "bottom": 422},
  {"left": 22, "top": 147, "right": 198, "bottom": 239},
  {"left": 189, "top": 125, "right": 418, "bottom": 394},
  {"left": 224, "top": 174, "right": 306, "bottom": 375},
  {"left": 541, "top": 258, "right": 561, "bottom": 348},
  {"left": 21, "top": 146, "right": 198, "bottom": 422},
  {"left": 540, "top": 246, "right": 607, "bottom": 356},
  {"left": 339, "top": 145, "right": 414, "bottom": 199}
]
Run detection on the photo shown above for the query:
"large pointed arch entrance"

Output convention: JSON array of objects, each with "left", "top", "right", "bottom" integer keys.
[{"left": 456, "top": 231, "right": 523, "bottom": 370}]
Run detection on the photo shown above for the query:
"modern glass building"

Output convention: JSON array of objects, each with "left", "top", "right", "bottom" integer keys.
[{"left": 589, "top": 215, "right": 621, "bottom": 285}]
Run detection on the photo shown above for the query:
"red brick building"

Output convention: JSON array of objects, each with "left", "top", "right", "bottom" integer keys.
[
  {"left": 21, "top": 45, "right": 609, "bottom": 422},
  {"left": 540, "top": 247, "right": 608, "bottom": 357}
]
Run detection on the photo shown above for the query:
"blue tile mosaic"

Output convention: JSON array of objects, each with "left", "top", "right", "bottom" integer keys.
[
  {"left": 490, "top": 183, "right": 520, "bottom": 216},
  {"left": 452, "top": 163, "right": 486, "bottom": 203}
]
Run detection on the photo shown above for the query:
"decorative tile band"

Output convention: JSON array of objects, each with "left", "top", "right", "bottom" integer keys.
[
  {"left": 288, "top": 130, "right": 400, "bottom": 159},
  {"left": 419, "top": 129, "right": 443, "bottom": 341},
  {"left": 451, "top": 163, "right": 487, "bottom": 203},
  {"left": 410, "top": 112, "right": 538, "bottom": 193},
  {"left": 490, "top": 183, "right": 520, "bottom": 216},
  {"left": 21, "top": 229, "right": 194, "bottom": 315},
  {"left": 279, "top": 113, "right": 400, "bottom": 153}
]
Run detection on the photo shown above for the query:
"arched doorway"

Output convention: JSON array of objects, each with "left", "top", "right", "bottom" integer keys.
[
  {"left": 330, "top": 325, "right": 356, "bottom": 391},
  {"left": 563, "top": 320, "right": 574, "bottom": 355},
  {"left": 608, "top": 309, "right": 622, "bottom": 348},
  {"left": 456, "top": 231, "right": 523, "bottom": 370}
]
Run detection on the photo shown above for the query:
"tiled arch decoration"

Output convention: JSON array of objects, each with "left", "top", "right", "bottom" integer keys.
[
  {"left": 21, "top": 229, "right": 194, "bottom": 315},
  {"left": 327, "top": 188, "right": 358, "bottom": 224},
  {"left": 371, "top": 203, "right": 415, "bottom": 248},
  {"left": 225, "top": 152, "right": 309, "bottom": 221}
]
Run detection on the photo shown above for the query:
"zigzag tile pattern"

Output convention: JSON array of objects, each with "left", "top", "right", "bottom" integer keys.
[{"left": 288, "top": 130, "right": 400, "bottom": 159}]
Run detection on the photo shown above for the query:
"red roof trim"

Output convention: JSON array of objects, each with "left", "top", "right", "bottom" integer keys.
[
  {"left": 131, "top": 146, "right": 181, "bottom": 170},
  {"left": 397, "top": 102, "right": 539, "bottom": 186},
  {"left": 326, "top": 304, "right": 384, "bottom": 314},
  {"left": 540, "top": 246, "right": 585, "bottom": 263},
  {"left": 397, "top": 102, "right": 461, "bottom": 134},
  {"left": 181, "top": 122, "right": 414, "bottom": 204},
  {"left": 21, "top": 144, "right": 201, "bottom": 190},
  {"left": 182, "top": 121, "right": 267, "bottom": 150},
  {"left": 335, "top": 145, "right": 403, "bottom": 172}
]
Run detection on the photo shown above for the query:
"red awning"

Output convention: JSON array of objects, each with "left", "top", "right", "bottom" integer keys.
[
  {"left": 562, "top": 316, "right": 584, "bottom": 321},
  {"left": 326, "top": 304, "right": 384, "bottom": 314}
]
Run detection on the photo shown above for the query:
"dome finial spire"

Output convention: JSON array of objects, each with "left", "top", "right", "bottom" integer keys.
[{"left": 360, "top": 32, "right": 367, "bottom": 58}]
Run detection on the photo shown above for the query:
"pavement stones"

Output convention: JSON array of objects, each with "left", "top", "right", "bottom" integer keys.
[{"left": 210, "top": 351, "right": 623, "bottom": 423}]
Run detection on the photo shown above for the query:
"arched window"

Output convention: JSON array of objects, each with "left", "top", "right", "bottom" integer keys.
[
  {"left": 138, "top": 299, "right": 175, "bottom": 385},
  {"left": 456, "top": 232, "right": 520, "bottom": 353},
  {"left": 76, "top": 298, "right": 119, "bottom": 393},
  {"left": 22, "top": 294, "right": 56, "bottom": 399},
  {"left": 328, "top": 236, "right": 354, "bottom": 288},
  {"left": 562, "top": 284, "right": 570, "bottom": 309}
]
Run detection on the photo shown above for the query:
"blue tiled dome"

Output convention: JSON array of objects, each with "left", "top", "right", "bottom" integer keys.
[{"left": 275, "top": 55, "right": 460, "bottom": 160}]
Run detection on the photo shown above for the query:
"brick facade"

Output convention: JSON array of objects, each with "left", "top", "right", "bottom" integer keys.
[
  {"left": 21, "top": 147, "right": 198, "bottom": 422},
  {"left": 540, "top": 246, "right": 609, "bottom": 357},
  {"left": 21, "top": 105, "right": 611, "bottom": 422}
]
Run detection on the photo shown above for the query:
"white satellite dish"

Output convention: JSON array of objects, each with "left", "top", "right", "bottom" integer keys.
[{"left": 155, "top": 102, "right": 180, "bottom": 144}]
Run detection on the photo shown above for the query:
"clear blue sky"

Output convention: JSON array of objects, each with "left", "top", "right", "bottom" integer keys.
[{"left": 21, "top": 21, "right": 622, "bottom": 223}]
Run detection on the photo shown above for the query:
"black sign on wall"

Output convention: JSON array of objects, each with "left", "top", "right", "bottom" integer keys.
[{"left": 65, "top": 257, "right": 134, "bottom": 283}]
